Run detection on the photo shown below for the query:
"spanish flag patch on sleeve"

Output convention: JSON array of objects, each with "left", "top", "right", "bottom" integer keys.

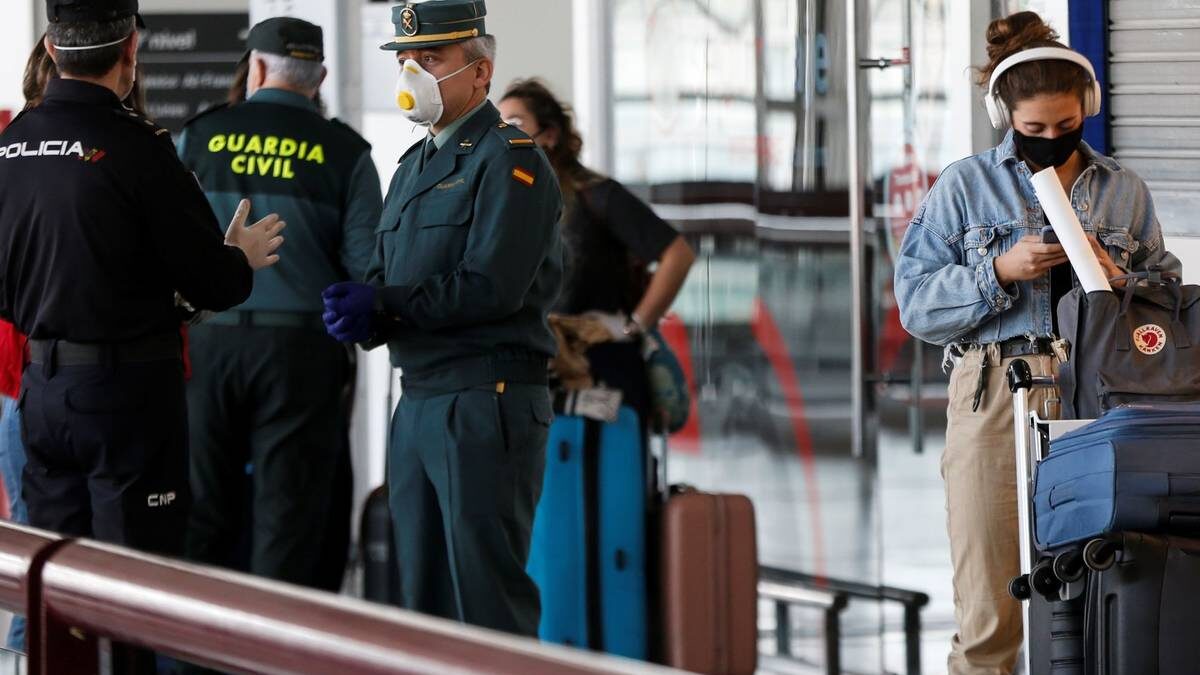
[{"left": 512, "top": 167, "right": 536, "bottom": 187}]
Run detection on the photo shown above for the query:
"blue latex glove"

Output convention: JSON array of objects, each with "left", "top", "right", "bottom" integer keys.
[
  {"left": 322, "top": 282, "right": 378, "bottom": 343},
  {"left": 323, "top": 282, "right": 377, "bottom": 318},
  {"left": 323, "top": 310, "right": 373, "bottom": 343}
]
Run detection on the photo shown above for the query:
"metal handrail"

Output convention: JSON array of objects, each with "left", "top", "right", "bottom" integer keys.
[
  {"left": 0, "top": 526, "right": 680, "bottom": 675},
  {"left": 0, "top": 524, "right": 62, "bottom": 613},
  {"left": 758, "top": 579, "right": 847, "bottom": 675},
  {"left": 761, "top": 566, "right": 929, "bottom": 675}
]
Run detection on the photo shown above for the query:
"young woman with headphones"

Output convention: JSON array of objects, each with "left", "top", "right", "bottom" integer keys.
[{"left": 894, "top": 11, "right": 1179, "bottom": 674}]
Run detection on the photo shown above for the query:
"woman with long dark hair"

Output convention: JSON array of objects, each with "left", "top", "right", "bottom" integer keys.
[
  {"left": 895, "top": 12, "right": 1178, "bottom": 673},
  {"left": 498, "top": 79, "right": 695, "bottom": 426}
]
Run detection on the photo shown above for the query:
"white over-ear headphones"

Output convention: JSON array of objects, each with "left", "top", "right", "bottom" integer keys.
[{"left": 984, "top": 47, "right": 1102, "bottom": 129}]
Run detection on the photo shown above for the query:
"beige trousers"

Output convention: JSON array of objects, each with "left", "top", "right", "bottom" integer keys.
[{"left": 943, "top": 345, "right": 1058, "bottom": 675}]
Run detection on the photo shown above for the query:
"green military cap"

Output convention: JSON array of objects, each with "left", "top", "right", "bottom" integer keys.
[
  {"left": 380, "top": 0, "right": 488, "bottom": 52},
  {"left": 245, "top": 16, "right": 324, "bottom": 62}
]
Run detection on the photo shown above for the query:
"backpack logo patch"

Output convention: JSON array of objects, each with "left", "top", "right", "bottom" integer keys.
[{"left": 1134, "top": 324, "right": 1167, "bottom": 355}]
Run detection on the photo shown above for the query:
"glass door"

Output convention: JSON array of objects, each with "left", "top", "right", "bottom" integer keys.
[
  {"left": 608, "top": 0, "right": 885, "bottom": 669},
  {"left": 598, "top": 0, "right": 1016, "bottom": 671}
]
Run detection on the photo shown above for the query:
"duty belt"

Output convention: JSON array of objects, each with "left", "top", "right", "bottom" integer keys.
[
  {"left": 206, "top": 311, "right": 325, "bottom": 331},
  {"left": 28, "top": 333, "right": 182, "bottom": 367}
]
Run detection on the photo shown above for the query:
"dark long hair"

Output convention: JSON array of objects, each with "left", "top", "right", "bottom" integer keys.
[
  {"left": 22, "top": 40, "right": 57, "bottom": 109},
  {"left": 227, "top": 58, "right": 249, "bottom": 105},
  {"left": 25, "top": 37, "right": 147, "bottom": 114},
  {"left": 975, "top": 11, "right": 1092, "bottom": 111},
  {"left": 500, "top": 78, "right": 600, "bottom": 201}
]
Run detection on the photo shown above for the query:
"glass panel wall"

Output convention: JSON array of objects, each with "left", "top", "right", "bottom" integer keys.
[{"left": 602, "top": 1, "right": 1032, "bottom": 671}]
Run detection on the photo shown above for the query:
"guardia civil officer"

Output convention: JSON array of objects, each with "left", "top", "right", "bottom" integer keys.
[
  {"left": 177, "top": 17, "right": 381, "bottom": 591},
  {"left": 0, "top": 0, "right": 283, "bottom": 567},
  {"left": 322, "top": 0, "right": 563, "bottom": 637}
]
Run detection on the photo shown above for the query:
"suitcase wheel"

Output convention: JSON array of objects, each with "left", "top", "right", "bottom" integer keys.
[
  {"left": 1030, "top": 559, "right": 1061, "bottom": 599},
  {"left": 1052, "top": 549, "right": 1085, "bottom": 583},
  {"left": 1082, "top": 538, "right": 1118, "bottom": 572},
  {"left": 1008, "top": 574, "right": 1031, "bottom": 601}
]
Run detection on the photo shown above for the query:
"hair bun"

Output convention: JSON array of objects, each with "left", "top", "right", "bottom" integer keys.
[
  {"left": 975, "top": 11, "right": 1063, "bottom": 87},
  {"left": 986, "top": 11, "right": 1059, "bottom": 62}
]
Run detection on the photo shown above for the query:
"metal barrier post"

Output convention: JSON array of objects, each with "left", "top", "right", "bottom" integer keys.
[
  {"left": 823, "top": 604, "right": 841, "bottom": 675},
  {"left": 904, "top": 602, "right": 922, "bottom": 675},
  {"left": 760, "top": 566, "right": 928, "bottom": 675},
  {"left": 758, "top": 579, "right": 846, "bottom": 675},
  {"left": 0, "top": 524, "right": 69, "bottom": 675},
  {"left": 774, "top": 600, "right": 790, "bottom": 657},
  {"left": 36, "top": 613, "right": 99, "bottom": 675}
]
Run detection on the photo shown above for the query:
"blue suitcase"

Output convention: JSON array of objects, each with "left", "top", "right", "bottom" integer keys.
[
  {"left": 526, "top": 407, "right": 648, "bottom": 659},
  {"left": 1033, "top": 403, "right": 1200, "bottom": 550}
]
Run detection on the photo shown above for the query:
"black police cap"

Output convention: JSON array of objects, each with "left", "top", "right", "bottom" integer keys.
[
  {"left": 245, "top": 17, "right": 325, "bottom": 63},
  {"left": 46, "top": 0, "right": 144, "bottom": 28}
]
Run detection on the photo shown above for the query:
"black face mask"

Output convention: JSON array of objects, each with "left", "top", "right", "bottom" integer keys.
[{"left": 1013, "top": 125, "right": 1085, "bottom": 169}]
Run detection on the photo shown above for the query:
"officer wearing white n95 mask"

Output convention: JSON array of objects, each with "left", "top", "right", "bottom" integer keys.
[
  {"left": 395, "top": 57, "right": 479, "bottom": 126},
  {"left": 321, "top": 0, "right": 563, "bottom": 637}
]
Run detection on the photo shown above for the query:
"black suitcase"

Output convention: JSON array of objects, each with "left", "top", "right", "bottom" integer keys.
[
  {"left": 1026, "top": 593, "right": 1085, "bottom": 674},
  {"left": 360, "top": 485, "right": 401, "bottom": 605},
  {"left": 1084, "top": 532, "right": 1200, "bottom": 674},
  {"left": 1025, "top": 532, "right": 1200, "bottom": 674}
]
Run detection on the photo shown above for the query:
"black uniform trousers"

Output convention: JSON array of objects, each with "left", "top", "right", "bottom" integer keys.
[
  {"left": 185, "top": 323, "right": 351, "bottom": 588},
  {"left": 21, "top": 355, "right": 189, "bottom": 555},
  {"left": 389, "top": 378, "right": 553, "bottom": 637},
  {"left": 21, "top": 350, "right": 188, "bottom": 675}
]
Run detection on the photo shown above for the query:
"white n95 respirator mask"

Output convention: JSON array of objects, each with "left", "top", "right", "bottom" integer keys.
[{"left": 395, "top": 59, "right": 479, "bottom": 127}]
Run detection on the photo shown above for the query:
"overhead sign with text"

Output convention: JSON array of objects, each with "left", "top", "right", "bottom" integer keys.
[{"left": 139, "top": 13, "right": 249, "bottom": 134}]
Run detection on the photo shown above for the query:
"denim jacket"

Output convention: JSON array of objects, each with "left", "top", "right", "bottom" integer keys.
[{"left": 895, "top": 131, "right": 1180, "bottom": 347}]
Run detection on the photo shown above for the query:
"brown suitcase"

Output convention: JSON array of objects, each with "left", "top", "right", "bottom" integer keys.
[{"left": 660, "top": 487, "right": 758, "bottom": 675}]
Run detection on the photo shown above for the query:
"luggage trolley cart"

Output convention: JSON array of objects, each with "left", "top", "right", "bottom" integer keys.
[{"left": 1007, "top": 359, "right": 1117, "bottom": 675}]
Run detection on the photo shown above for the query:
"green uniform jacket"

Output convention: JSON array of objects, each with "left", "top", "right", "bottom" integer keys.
[
  {"left": 178, "top": 89, "right": 382, "bottom": 312},
  {"left": 367, "top": 101, "right": 563, "bottom": 375}
]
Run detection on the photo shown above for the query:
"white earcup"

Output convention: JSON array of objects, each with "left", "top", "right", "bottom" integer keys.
[
  {"left": 1085, "top": 80, "right": 1102, "bottom": 117},
  {"left": 985, "top": 93, "right": 1009, "bottom": 129}
]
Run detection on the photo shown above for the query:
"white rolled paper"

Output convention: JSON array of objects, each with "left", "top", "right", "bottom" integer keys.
[{"left": 1030, "top": 167, "right": 1112, "bottom": 293}]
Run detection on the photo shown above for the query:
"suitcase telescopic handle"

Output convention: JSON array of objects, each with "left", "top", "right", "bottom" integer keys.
[
  {"left": 658, "top": 419, "right": 670, "bottom": 505},
  {"left": 1007, "top": 360, "right": 1033, "bottom": 393},
  {"left": 1006, "top": 359, "right": 1056, "bottom": 394}
]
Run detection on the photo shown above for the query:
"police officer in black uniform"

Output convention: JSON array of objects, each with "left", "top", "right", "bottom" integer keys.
[
  {"left": 177, "top": 17, "right": 381, "bottom": 591},
  {"left": 0, "top": 0, "right": 283, "bottom": 569}
]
